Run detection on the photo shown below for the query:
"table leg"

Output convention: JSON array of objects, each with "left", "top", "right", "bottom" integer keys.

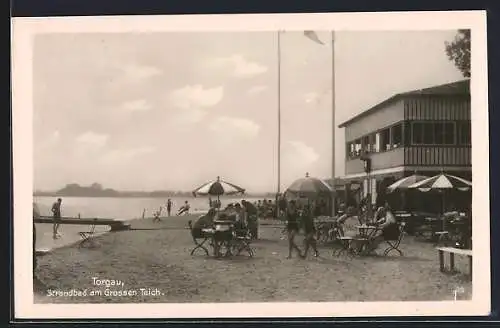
[
  {"left": 450, "top": 253, "right": 455, "bottom": 272},
  {"left": 439, "top": 250, "right": 444, "bottom": 272}
]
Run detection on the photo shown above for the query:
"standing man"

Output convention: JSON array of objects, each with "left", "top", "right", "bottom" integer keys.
[
  {"left": 166, "top": 199, "right": 173, "bottom": 217},
  {"left": 242, "top": 200, "right": 259, "bottom": 239},
  {"left": 51, "top": 198, "right": 62, "bottom": 239}
]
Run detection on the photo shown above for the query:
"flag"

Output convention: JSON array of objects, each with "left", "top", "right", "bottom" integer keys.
[{"left": 304, "top": 30, "right": 325, "bottom": 45}]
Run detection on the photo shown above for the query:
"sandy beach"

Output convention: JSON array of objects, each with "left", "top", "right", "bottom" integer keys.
[{"left": 34, "top": 214, "right": 472, "bottom": 303}]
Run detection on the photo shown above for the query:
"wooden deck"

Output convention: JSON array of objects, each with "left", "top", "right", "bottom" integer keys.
[{"left": 35, "top": 216, "right": 131, "bottom": 231}]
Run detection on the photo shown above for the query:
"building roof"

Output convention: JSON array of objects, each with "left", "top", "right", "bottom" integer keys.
[{"left": 338, "top": 79, "right": 470, "bottom": 128}]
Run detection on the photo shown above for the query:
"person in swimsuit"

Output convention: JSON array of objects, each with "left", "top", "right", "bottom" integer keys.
[
  {"left": 166, "top": 199, "right": 173, "bottom": 217},
  {"left": 302, "top": 204, "right": 319, "bottom": 258},
  {"left": 286, "top": 200, "right": 303, "bottom": 259},
  {"left": 51, "top": 198, "right": 62, "bottom": 239},
  {"left": 177, "top": 201, "right": 190, "bottom": 215}
]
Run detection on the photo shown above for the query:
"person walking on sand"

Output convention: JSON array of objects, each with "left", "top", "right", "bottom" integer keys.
[
  {"left": 177, "top": 200, "right": 190, "bottom": 215},
  {"left": 242, "top": 199, "right": 259, "bottom": 239},
  {"left": 302, "top": 204, "right": 319, "bottom": 258},
  {"left": 166, "top": 199, "right": 173, "bottom": 217},
  {"left": 285, "top": 200, "right": 303, "bottom": 259},
  {"left": 51, "top": 198, "right": 62, "bottom": 239}
]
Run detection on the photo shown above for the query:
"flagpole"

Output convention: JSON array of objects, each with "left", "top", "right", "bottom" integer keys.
[
  {"left": 277, "top": 30, "right": 282, "bottom": 217},
  {"left": 331, "top": 30, "right": 337, "bottom": 217}
]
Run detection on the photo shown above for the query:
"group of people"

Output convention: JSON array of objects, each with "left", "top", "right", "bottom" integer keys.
[
  {"left": 283, "top": 199, "right": 400, "bottom": 259},
  {"left": 191, "top": 199, "right": 259, "bottom": 240}
]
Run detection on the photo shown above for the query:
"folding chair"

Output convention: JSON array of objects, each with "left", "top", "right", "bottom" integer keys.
[
  {"left": 383, "top": 222, "right": 406, "bottom": 256},
  {"left": 334, "top": 236, "right": 356, "bottom": 258},
  {"left": 79, "top": 220, "right": 97, "bottom": 248},
  {"left": 232, "top": 228, "right": 254, "bottom": 257},
  {"left": 188, "top": 220, "right": 210, "bottom": 256}
]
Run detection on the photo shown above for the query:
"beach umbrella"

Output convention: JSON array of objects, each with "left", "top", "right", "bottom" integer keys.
[
  {"left": 408, "top": 173, "right": 472, "bottom": 229},
  {"left": 285, "top": 172, "right": 334, "bottom": 198},
  {"left": 407, "top": 173, "right": 472, "bottom": 192},
  {"left": 386, "top": 173, "right": 429, "bottom": 193},
  {"left": 192, "top": 176, "right": 245, "bottom": 208}
]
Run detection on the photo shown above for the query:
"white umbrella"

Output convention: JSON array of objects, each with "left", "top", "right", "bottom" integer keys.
[
  {"left": 408, "top": 173, "right": 472, "bottom": 230},
  {"left": 386, "top": 174, "right": 429, "bottom": 193},
  {"left": 192, "top": 176, "right": 245, "bottom": 210},
  {"left": 408, "top": 173, "right": 472, "bottom": 192}
]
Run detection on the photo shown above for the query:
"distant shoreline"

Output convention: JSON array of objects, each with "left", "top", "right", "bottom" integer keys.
[{"left": 33, "top": 193, "right": 274, "bottom": 199}]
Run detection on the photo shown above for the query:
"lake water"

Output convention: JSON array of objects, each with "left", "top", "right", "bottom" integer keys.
[
  {"left": 33, "top": 195, "right": 263, "bottom": 250},
  {"left": 33, "top": 195, "right": 263, "bottom": 219}
]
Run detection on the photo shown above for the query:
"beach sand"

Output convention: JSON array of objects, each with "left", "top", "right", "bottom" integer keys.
[{"left": 34, "top": 214, "right": 472, "bottom": 303}]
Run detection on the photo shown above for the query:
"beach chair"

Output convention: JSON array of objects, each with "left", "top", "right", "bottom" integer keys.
[
  {"left": 188, "top": 220, "right": 210, "bottom": 256},
  {"left": 383, "top": 222, "right": 406, "bottom": 256},
  {"left": 79, "top": 220, "right": 97, "bottom": 248}
]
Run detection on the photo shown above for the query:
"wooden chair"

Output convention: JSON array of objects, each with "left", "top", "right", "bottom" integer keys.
[
  {"left": 188, "top": 220, "right": 210, "bottom": 256},
  {"left": 383, "top": 222, "right": 406, "bottom": 256},
  {"left": 79, "top": 220, "right": 97, "bottom": 248}
]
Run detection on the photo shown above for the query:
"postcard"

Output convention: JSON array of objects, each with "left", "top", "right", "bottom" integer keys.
[{"left": 12, "top": 10, "right": 490, "bottom": 319}]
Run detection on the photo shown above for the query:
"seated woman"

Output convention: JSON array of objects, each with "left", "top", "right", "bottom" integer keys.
[
  {"left": 367, "top": 205, "right": 399, "bottom": 251},
  {"left": 334, "top": 206, "right": 356, "bottom": 237}
]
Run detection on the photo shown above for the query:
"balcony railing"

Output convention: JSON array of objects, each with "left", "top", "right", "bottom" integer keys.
[{"left": 404, "top": 146, "right": 471, "bottom": 166}]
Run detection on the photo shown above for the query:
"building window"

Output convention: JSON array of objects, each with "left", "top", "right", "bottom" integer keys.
[
  {"left": 411, "top": 121, "right": 457, "bottom": 145},
  {"left": 443, "top": 122, "right": 455, "bottom": 144},
  {"left": 391, "top": 124, "right": 402, "bottom": 148},
  {"left": 404, "top": 121, "right": 412, "bottom": 146},
  {"left": 375, "top": 133, "right": 381, "bottom": 152},
  {"left": 346, "top": 142, "right": 356, "bottom": 159},
  {"left": 380, "top": 128, "right": 391, "bottom": 151},
  {"left": 412, "top": 122, "right": 424, "bottom": 144},
  {"left": 354, "top": 139, "right": 362, "bottom": 156},
  {"left": 423, "top": 123, "right": 434, "bottom": 144},
  {"left": 362, "top": 135, "right": 371, "bottom": 153},
  {"left": 369, "top": 134, "right": 376, "bottom": 152},
  {"left": 457, "top": 121, "right": 471, "bottom": 145}
]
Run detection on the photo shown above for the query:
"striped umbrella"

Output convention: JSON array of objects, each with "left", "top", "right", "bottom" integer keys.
[
  {"left": 285, "top": 172, "right": 333, "bottom": 198},
  {"left": 407, "top": 173, "right": 472, "bottom": 192},
  {"left": 386, "top": 174, "right": 429, "bottom": 193},
  {"left": 408, "top": 173, "right": 472, "bottom": 228},
  {"left": 192, "top": 176, "right": 245, "bottom": 204}
]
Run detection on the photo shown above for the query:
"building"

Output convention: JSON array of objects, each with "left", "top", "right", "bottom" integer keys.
[{"left": 337, "top": 79, "right": 471, "bottom": 210}]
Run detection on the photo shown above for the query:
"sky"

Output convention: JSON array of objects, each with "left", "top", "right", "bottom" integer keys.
[{"left": 33, "top": 30, "right": 464, "bottom": 193}]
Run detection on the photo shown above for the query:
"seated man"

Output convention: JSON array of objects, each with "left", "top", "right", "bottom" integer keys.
[
  {"left": 368, "top": 205, "right": 399, "bottom": 251},
  {"left": 177, "top": 201, "right": 191, "bottom": 215},
  {"left": 192, "top": 208, "right": 216, "bottom": 237}
]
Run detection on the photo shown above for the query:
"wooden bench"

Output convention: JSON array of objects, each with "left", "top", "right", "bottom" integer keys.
[{"left": 436, "top": 247, "right": 472, "bottom": 278}]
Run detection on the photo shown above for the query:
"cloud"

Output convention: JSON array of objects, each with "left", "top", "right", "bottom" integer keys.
[
  {"left": 171, "top": 108, "right": 207, "bottom": 125},
  {"left": 209, "top": 54, "right": 268, "bottom": 78},
  {"left": 121, "top": 64, "right": 162, "bottom": 81},
  {"left": 209, "top": 116, "right": 260, "bottom": 140},
  {"left": 122, "top": 99, "right": 151, "bottom": 112},
  {"left": 76, "top": 131, "right": 108, "bottom": 148},
  {"left": 169, "top": 85, "right": 224, "bottom": 109},
  {"left": 247, "top": 85, "right": 269, "bottom": 95},
  {"left": 101, "top": 146, "right": 156, "bottom": 164},
  {"left": 284, "top": 140, "right": 320, "bottom": 166}
]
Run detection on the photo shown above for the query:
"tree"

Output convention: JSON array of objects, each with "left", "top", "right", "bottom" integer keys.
[{"left": 445, "top": 29, "right": 471, "bottom": 78}]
